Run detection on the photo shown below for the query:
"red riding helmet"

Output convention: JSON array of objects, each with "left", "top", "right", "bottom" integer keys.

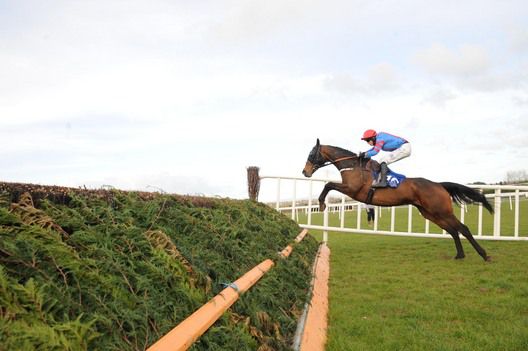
[{"left": 361, "top": 129, "right": 377, "bottom": 140}]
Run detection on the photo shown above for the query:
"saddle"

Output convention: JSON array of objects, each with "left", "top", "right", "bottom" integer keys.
[{"left": 364, "top": 160, "right": 406, "bottom": 203}]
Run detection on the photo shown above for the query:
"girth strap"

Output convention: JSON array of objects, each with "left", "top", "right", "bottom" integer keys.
[{"left": 366, "top": 188, "right": 376, "bottom": 204}]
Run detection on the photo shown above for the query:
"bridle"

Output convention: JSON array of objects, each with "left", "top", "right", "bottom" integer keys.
[{"left": 308, "top": 146, "right": 357, "bottom": 172}]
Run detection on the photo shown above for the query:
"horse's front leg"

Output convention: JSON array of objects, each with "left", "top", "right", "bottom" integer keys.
[{"left": 318, "top": 182, "right": 348, "bottom": 212}]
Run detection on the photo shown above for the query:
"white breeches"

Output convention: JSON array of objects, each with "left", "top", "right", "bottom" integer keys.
[{"left": 378, "top": 143, "right": 411, "bottom": 164}]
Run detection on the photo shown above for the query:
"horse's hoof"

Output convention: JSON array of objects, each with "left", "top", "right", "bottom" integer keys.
[
  {"left": 454, "top": 255, "right": 465, "bottom": 260},
  {"left": 319, "top": 204, "right": 326, "bottom": 212},
  {"left": 484, "top": 256, "right": 492, "bottom": 262}
]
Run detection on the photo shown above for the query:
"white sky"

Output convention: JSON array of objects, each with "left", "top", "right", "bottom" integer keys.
[{"left": 1, "top": 0, "right": 527, "bottom": 201}]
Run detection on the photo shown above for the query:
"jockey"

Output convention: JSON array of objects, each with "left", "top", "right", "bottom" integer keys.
[{"left": 359, "top": 129, "right": 411, "bottom": 188}]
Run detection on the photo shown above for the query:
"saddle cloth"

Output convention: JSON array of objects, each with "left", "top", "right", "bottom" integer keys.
[{"left": 372, "top": 169, "right": 406, "bottom": 188}]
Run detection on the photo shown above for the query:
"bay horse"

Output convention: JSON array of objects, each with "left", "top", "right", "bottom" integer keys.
[{"left": 302, "top": 139, "right": 493, "bottom": 261}]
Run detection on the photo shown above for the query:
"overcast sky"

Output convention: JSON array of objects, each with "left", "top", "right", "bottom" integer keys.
[{"left": 1, "top": 1, "right": 527, "bottom": 201}]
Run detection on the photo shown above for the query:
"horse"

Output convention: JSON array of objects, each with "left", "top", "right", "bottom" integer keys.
[{"left": 302, "top": 139, "right": 493, "bottom": 261}]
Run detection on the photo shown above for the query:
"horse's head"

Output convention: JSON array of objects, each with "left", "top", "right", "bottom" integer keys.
[
  {"left": 303, "top": 139, "right": 363, "bottom": 177},
  {"left": 302, "top": 139, "right": 326, "bottom": 177}
]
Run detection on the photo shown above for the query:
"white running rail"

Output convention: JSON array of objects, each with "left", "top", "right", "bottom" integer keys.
[{"left": 260, "top": 175, "right": 528, "bottom": 242}]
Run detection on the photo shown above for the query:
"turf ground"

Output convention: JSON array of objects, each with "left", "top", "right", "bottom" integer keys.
[{"left": 308, "top": 228, "right": 528, "bottom": 350}]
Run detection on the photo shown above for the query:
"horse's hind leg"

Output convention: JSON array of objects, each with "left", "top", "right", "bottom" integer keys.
[
  {"left": 444, "top": 226, "right": 465, "bottom": 259},
  {"left": 448, "top": 229, "right": 465, "bottom": 259},
  {"left": 418, "top": 209, "right": 465, "bottom": 259},
  {"left": 458, "top": 223, "right": 490, "bottom": 261},
  {"left": 435, "top": 214, "right": 489, "bottom": 261}
]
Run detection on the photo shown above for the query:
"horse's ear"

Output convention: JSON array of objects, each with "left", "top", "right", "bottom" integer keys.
[{"left": 316, "top": 138, "right": 320, "bottom": 146}]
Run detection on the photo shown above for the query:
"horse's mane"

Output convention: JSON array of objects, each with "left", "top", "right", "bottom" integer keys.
[
  {"left": 328, "top": 145, "right": 357, "bottom": 156},
  {"left": 326, "top": 144, "right": 369, "bottom": 168}
]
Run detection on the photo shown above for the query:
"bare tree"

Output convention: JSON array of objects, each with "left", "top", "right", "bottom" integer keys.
[{"left": 505, "top": 169, "right": 528, "bottom": 184}]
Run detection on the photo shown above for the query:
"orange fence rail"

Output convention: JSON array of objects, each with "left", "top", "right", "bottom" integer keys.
[
  {"left": 298, "top": 243, "right": 330, "bottom": 351},
  {"left": 147, "top": 229, "right": 309, "bottom": 351},
  {"left": 280, "top": 228, "right": 308, "bottom": 258}
]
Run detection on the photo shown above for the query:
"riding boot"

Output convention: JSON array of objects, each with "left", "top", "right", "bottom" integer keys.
[{"left": 372, "top": 162, "right": 388, "bottom": 188}]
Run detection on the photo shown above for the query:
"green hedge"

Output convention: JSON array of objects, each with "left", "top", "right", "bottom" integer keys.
[{"left": 0, "top": 189, "right": 318, "bottom": 350}]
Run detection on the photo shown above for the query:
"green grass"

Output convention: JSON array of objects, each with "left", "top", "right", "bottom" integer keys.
[
  {"left": 297, "top": 198, "right": 528, "bottom": 350},
  {"left": 312, "top": 232, "right": 528, "bottom": 351}
]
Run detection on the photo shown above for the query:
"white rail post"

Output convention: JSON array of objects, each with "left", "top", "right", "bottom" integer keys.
[
  {"left": 460, "top": 203, "right": 465, "bottom": 224},
  {"left": 390, "top": 206, "right": 395, "bottom": 232},
  {"left": 307, "top": 180, "right": 313, "bottom": 225},
  {"left": 373, "top": 206, "right": 379, "bottom": 231},
  {"left": 514, "top": 189, "right": 520, "bottom": 238},
  {"left": 478, "top": 189, "right": 483, "bottom": 236},
  {"left": 493, "top": 189, "right": 501, "bottom": 237},
  {"left": 340, "top": 195, "right": 345, "bottom": 228},
  {"left": 356, "top": 202, "right": 361, "bottom": 230},
  {"left": 407, "top": 205, "right": 413, "bottom": 233},
  {"left": 323, "top": 195, "right": 329, "bottom": 243}
]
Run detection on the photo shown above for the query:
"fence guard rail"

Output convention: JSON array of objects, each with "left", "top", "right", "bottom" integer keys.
[{"left": 147, "top": 229, "right": 309, "bottom": 351}]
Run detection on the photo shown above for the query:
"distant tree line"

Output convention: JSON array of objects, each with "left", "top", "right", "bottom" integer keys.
[
  {"left": 505, "top": 169, "right": 528, "bottom": 184},
  {"left": 472, "top": 169, "right": 528, "bottom": 186}
]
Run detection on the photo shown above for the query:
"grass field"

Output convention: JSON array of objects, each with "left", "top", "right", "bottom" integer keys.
[
  {"left": 300, "top": 197, "right": 528, "bottom": 351},
  {"left": 318, "top": 233, "right": 528, "bottom": 351},
  {"left": 285, "top": 197, "right": 528, "bottom": 349},
  {"left": 310, "top": 232, "right": 528, "bottom": 351}
]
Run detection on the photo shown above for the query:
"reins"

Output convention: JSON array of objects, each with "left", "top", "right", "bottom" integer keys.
[
  {"left": 310, "top": 145, "right": 365, "bottom": 173},
  {"left": 315, "top": 155, "right": 357, "bottom": 172},
  {"left": 334, "top": 156, "right": 356, "bottom": 163}
]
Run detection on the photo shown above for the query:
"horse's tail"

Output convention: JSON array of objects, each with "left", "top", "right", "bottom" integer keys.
[{"left": 440, "top": 182, "right": 494, "bottom": 214}]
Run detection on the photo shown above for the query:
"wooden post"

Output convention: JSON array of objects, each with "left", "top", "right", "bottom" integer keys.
[{"left": 247, "top": 166, "right": 260, "bottom": 201}]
